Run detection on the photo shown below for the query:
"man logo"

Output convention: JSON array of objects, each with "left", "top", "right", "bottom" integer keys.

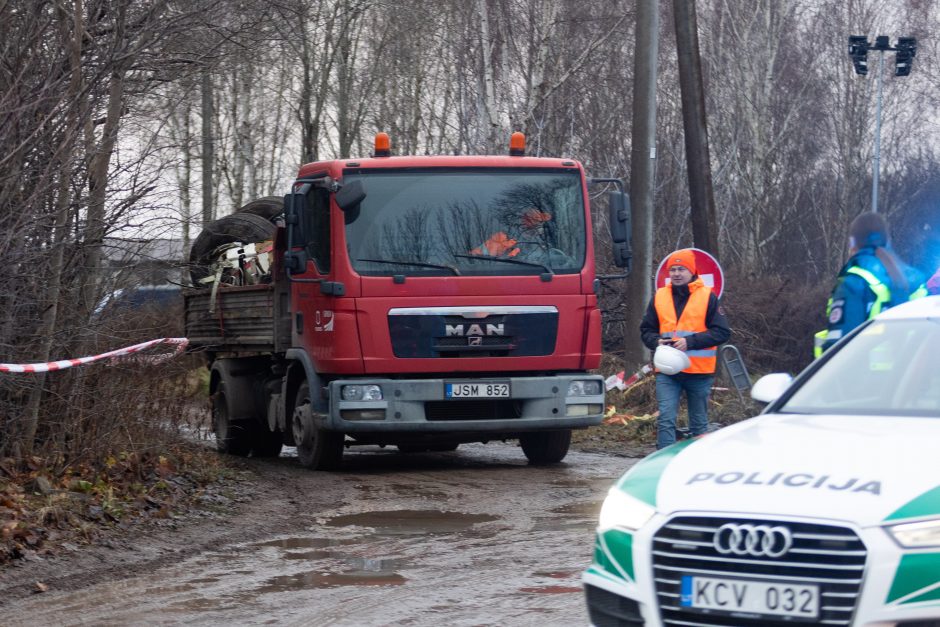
[
  {"left": 713, "top": 523, "right": 793, "bottom": 558},
  {"left": 445, "top": 323, "right": 504, "bottom": 337},
  {"left": 468, "top": 336, "right": 483, "bottom": 346}
]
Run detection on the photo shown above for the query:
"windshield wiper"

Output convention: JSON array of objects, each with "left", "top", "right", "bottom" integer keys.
[
  {"left": 357, "top": 258, "right": 461, "bottom": 276},
  {"left": 453, "top": 254, "right": 553, "bottom": 276}
]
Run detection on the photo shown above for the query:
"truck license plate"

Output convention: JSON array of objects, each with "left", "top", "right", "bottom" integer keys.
[
  {"left": 445, "top": 382, "right": 510, "bottom": 399},
  {"left": 680, "top": 575, "right": 819, "bottom": 620}
]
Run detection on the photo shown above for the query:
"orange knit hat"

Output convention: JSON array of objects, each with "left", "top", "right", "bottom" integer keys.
[
  {"left": 521, "top": 208, "right": 552, "bottom": 228},
  {"left": 667, "top": 249, "right": 697, "bottom": 274}
]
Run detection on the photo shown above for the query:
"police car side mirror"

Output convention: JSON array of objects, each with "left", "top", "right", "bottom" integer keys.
[{"left": 750, "top": 373, "right": 793, "bottom": 405}]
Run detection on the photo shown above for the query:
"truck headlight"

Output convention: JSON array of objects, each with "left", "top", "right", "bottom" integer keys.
[
  {"left": 887, "top": 519, "right": 940, "bottom": 548},
  {"left": 568, "top": 380, "right": 602, "bottom": 396},
  {"left": 341, "top": 384, "right": 383, "bottom": 401},
  {"left": 598, "top": 488, "right": 656, "bottom": 532}
]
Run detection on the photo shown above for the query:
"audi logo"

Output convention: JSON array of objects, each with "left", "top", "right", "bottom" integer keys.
[{"left": 713, "top": 523, "right": 793, "bottom": 558}]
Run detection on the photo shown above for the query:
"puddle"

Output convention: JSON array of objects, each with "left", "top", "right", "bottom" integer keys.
[
  {"left": 253, "top": 537, "right": 347, "bottom": 550},
  {"left": 518, "top": 585, "right": 582, "bottom": 594},
  {"left": 169, "top": 597, "right": 230, "bottom": 612},
  {"left": 254, "top": 569, "right": 407, "bottom": 592},
  {"left": 324, "top": 510, "right": 498, "bottom": 535},
  {"left": 187, "top": 577, "right": 221, "bottom": 584},
  {"left": 549, "top": 501, "right": 600, "bottom": 518},
  {"left": 281, "top": 550, "right": 334, "bottom": 560}
]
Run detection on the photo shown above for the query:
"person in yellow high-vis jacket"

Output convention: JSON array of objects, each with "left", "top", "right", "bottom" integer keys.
[
  {"left": 815, "top": 213, "right": 927, "bottom": 358},
  {"left": 640, "top": 249, "right": 730, "bottom": 449}
]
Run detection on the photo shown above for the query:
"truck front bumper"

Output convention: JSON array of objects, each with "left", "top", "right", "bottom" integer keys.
[{"left": 323, "top": 374, "right": 604, "bottom": 433}]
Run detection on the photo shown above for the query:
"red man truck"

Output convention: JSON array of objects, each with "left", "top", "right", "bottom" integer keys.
[{"left": 184, "top": 132, "right": 631, "bottom": 470}]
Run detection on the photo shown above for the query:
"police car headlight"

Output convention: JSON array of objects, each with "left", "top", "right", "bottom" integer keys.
[
  {"left": 887, "top": 519, "right": 940, "bottom": 548},
  {"left": 568, "top": 380, "right": 602, "bottom": 396},
  {"left": 598, "top": 488, "right": 655, "bottom": 532},
  {"left": 341, "top": 384, "right": 383, "bottom": 401}
]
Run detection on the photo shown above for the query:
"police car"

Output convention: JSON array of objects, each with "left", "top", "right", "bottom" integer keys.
[{"left": 584, "top": 295, "right": 940, "bottom": 626}]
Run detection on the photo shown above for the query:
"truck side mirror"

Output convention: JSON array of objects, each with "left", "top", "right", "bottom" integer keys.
[
  {"left": 608, "top": 191, "right": 632, "bottom": 271},
  {"left": 283, "top": 250, "right": 308, "bottom": 273},
  {"left": 336, "top": 180, "right": 366, "bottom": 212},
  {"left": 284, "top": 185, "right": 310, "bottom": 244}
]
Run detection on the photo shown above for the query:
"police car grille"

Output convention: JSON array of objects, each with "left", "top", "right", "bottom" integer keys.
[{"left": 652, "top": 516, "right": 866, "bottom": 627}]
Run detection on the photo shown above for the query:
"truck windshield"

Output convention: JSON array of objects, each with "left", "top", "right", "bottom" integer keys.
[{"left": 342, "top": 168, "right": 586, "bottom": 276}]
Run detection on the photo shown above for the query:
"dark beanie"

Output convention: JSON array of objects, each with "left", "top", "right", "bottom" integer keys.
[{"left": 849, "top": 212, "right": 889, "bottom": 248}]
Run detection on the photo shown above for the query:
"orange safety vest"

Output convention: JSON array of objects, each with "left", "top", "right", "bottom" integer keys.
[
  {"left": 654, "top": 279, "right": 717, "bottom": 374},
  {"left": 471, "top": 232, "right": 520, "bottom": 257}
]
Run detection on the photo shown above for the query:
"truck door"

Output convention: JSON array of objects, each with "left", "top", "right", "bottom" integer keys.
[{"left": 292, "top": 185, "right": 336, "bottom": 360}]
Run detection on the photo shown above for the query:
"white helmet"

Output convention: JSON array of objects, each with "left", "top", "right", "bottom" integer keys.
[{"left": 654, "top": 344, "right": 691, "bottom": 375}]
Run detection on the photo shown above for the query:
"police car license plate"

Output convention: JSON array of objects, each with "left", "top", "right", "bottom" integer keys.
[
  {"left": 680, "top": 575, "right": 819, "bottom": 620},
  {"left": 445, "top": 382, "right": 510, "bottom": 399}
]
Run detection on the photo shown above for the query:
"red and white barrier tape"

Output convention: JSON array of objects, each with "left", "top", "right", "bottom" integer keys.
[
  {"left": 0, "top": 338, "right": 189, "bottom": 374},
  {"left": 605, "top": 364, "right": 654, "bottom": 391}
]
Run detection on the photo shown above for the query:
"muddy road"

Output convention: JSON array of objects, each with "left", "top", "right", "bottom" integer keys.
[{"left": 0, "top": 443, "right": 639, "bottom": 626}]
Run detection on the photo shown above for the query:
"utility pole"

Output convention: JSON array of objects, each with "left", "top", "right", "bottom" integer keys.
[
  {"left": 624, "top": 0, "right": 659, "bottom": 368},
  {"left": 848, "top": 35, "right": 917, "bottom": 214},
  {"left": 674, "top": 0, "right": 718, "bottom": 255}
]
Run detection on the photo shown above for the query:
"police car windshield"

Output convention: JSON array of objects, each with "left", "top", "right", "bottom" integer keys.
[
  {"left": 342, "top": 168, "right": 585, "bottom": 276},
  {"left": 780, "top": 318, "right": 940, "bottom": 417}
]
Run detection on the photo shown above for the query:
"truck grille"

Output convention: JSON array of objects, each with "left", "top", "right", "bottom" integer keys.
[{"left": 652, "top": 516, "right": 867, "bottom": 627}]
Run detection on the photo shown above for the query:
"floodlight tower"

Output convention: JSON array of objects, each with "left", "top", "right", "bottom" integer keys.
[{"left": 847, "top": 35, "right": 917, "bottom": 213}]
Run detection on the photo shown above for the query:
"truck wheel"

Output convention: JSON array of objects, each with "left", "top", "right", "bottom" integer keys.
[
  {"left": 189, "top": 203, "right": 281, "bottom": 285},
  {"left": 520, "top": 430, "right": 571, "bottom": 465},
  {"left": 212, "top": 379, "right": 253, "bottom": 456},
  {"left": 251, "top": 427, "right": 283, "bottom": 458},
  {"left": 291, "top": 382, "right": 344, "bottom": 470}
]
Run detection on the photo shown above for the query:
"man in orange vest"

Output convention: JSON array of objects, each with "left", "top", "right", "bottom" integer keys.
[
  {"left": 471, "top": 208, "right": 552, "bottom": 257},
  {"left": 640, "top": 249, "right": 730, "bottom": 449}
]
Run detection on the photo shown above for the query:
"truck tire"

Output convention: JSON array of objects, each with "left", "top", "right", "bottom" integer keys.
[
  {"left": 188, "top": 200, "right": 282, "bottom": 285},
  {"left": 291, "top": 382, "right": 344, "bottom": 470},
  {"left": 212, "top": 378, "right": 253, "bottom": 456},
  {"left": 251, "top": 427, "right": 283, "bottom": 458},
  {"left": 519, "top": 429, "right": 571, "bottom": 465},
  {"left": 236, "top": 196, "right": 285, "bottom": 221}
]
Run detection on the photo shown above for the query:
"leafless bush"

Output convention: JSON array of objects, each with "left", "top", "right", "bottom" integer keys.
[{"left": 719, "top": 271, "right": 829, "bottom": 377}]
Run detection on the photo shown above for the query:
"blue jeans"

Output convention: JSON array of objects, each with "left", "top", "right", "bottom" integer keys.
[{"left": 655, "top": 372, "right": 714, "bottom": 449}]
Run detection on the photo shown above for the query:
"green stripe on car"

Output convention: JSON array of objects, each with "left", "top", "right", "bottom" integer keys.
[
  {"left": 615, "top": 438, "right": 696, "bottom": 507},
  {"left": 886, "top": 553, "right": 940, "bottom": 605},
  {"left": 597, "top": 528, "right": 635, "bottom": 582},
  {"left": 885, "top": 485, "right": 940, "bottom": 521}
]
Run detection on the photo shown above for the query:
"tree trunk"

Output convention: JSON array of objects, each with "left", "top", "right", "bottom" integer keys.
[
  {"left": 674, "top": 0, "right": 718, "bottom": 256},
  {"left": 201, "top": 66, "right": 214, "bottom": 225}
]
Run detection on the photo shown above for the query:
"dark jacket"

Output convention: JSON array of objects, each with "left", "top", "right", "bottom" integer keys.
[
  {"left": 822, "top": 246, "right": 926, "bottom": 351},
  {"left": 640, "top": 283, "right": 731, "bottom": 352}
]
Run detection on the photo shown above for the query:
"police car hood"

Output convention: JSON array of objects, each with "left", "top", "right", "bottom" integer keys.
[{"left": 651, "top": 413, "right": 940, "bottom": 527}]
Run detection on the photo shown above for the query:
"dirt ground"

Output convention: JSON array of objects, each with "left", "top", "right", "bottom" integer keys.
[
  {"left": 0, "top": 442, "right": 641, "bottom": 626},
  {"left": 0, "top": 380, "right": 759, "bottom": 616},
  {"left": 0, "top": 431, "right": 644, "bottom": 602}
]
